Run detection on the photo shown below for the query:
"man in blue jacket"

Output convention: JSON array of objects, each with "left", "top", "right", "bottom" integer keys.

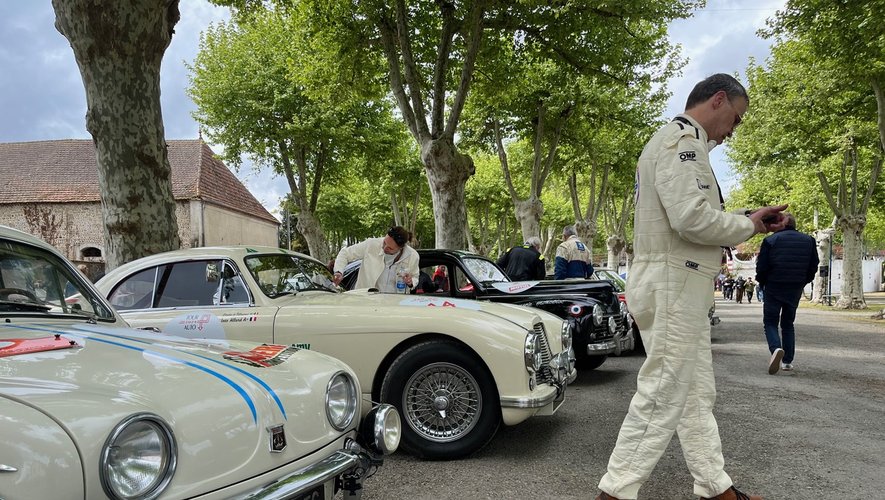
[
  {"left": 755, "top": 213, "right": 819, "bottom": 374},
  {"left": 554, "top": 225, "right": 592, "bottom": 279}
]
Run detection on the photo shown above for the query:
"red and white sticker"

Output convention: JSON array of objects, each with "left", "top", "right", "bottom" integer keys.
[
  {"left": 398, "top": 297, "right": 482, "bottom": 310},
  {"left": 490, "top": 281, "right": 539, "bottom": 294},
  {"left": 223, "top": 344, "right": 299, "bottom": 368},
  {"left": 0, "top": 336, "right": 79, "bottom": 358}
]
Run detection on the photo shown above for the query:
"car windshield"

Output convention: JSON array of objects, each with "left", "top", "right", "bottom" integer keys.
[
  {"left": 0, "top": 238, "right": 115, "bottom": 320},
  {"left": 244, "top": 253, "right": 340, "bottom": 297},
  {"left": 463, "top": 257, "right": 509, "bottom": 284},
  {"left": 595, "top": 270, "right": 626, "bottom": 292}
]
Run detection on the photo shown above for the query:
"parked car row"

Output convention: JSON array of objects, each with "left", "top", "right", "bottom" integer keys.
[
  {"left": 2, "top": 224, "right": 653, "bottom": 498},
  {"left": 342, "top": 249, "right": 635, "bottom": 370},
  {"left": 0, "top": 226, "right": 399, "bottom": 499}
]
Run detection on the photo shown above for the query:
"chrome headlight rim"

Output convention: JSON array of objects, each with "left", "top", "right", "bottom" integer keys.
[
  {"left": 619, "top": 300, "right": 628, "bottom": 316},
  {"left": 326, "top": 371, "right": 358, "bottom": 431},
  {"left": 560, "top": 320, "right": 573, "bottom": 351},
  {"left": 364, "top": 403, "right": 401, "bottom": 455},
  {"left": 524, "top": 333, "right": 543, "bottom": 373},
  {"left": 592, "top": 303, "right": 604, "bottom": 326},
  {"left": 100, "top": 412, "right": 177, "bottom": 500}
]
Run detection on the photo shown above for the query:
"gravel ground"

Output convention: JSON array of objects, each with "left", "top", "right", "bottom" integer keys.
[{"left": 361, "top": 297, "right": 885, "bottom": 500}]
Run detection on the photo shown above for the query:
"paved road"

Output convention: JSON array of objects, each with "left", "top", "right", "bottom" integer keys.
[{"left": 362, "top": 298, "right": 885, "bottom": 499}]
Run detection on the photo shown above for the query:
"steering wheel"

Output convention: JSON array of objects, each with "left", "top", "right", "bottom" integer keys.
[{"left": 0, "top": 287, "right": 41, "bottom": 302}]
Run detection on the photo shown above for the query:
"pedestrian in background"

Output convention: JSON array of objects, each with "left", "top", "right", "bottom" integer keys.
[
  {"left": 332, "top": 226, "right": 419, "bottom": 293},
  {"left": 595, "top": 73, "right": 786, "bottom": 500},
  {"left": 755, "top": 213, "right": 818, "bottom": 374},
  {"left": 497, "top": 236, "right": 546, "bottom": 280},
  {"left": 734, "top": 275, "right": 746, "bottom": 303},
  {"left": 554, "top": 226, "right": 592, "bottom": 279},
  {"left": 744, "top": 277, "right": 756, "bottom": 304},
  {"left": 722, "top": 274, "right": 735, "bottom": 300}
]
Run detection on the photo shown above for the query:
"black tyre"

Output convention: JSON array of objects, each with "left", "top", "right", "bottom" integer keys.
[
  {"left": 631, "top": 325, "right": 645, "bottom": 355},
  {"left": 576, "top": 353, "right": 607, "bottom": 370},
  {"left": 380, "top": 340, "right": 501, "bottom": 459}
]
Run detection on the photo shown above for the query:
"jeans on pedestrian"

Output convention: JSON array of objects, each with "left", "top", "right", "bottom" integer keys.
[{"left": 762, "top": 286, "right": 803, "bottom": 364}]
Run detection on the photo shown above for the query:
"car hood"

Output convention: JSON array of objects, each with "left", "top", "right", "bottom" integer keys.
[
  {"left": 480, "top": 279, "right": 618, "bottom": 305},
  {"left": 0, "top": 319, "right": 357, "bottom": 497},
  {"left": 302, "top": 288, "right": 545, "bottom": 332}
]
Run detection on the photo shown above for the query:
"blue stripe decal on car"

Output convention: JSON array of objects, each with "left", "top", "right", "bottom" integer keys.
[
  {"left": 36, "top": 323, "right": 288, "bottom": 421},
  {"left": 2, "top": 324, "right": 258, "bottom": 424}
]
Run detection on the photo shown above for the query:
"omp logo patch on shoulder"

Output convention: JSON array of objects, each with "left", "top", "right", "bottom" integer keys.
[
  {"left": 679, "top": 151, "right": 696, "bottom": 162},
  {"left": 696, "top": 179, "right": 710, "bottom": 190},
  {"left": 576, "top": 242, "right": 586, "bottom": 251}
]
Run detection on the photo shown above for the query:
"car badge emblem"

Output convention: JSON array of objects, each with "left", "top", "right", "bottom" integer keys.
[{"left": 268, "top": 424, "right": 286, "bottom": 453}]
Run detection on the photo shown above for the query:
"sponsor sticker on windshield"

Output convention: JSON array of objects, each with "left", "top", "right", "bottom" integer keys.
[
  {"left": 490, "top": 281, "right": 539, "bottom": 294},
  {"left": 398, "top": 297, "right": 482, "bottom": 310}
]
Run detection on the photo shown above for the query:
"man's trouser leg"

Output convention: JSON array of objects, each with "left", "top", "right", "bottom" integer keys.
[
  {"left": 600, "top": 267, "right": 730, "bottom": 498},
  {"left": 779, "top": 288, "right": 802, "bottom": 364},
  {"left": 677, "top": 326, "right": 733, "bottom": 497},
  {"left": 762, "top": 297, "right": 783, "bottom": 354}
]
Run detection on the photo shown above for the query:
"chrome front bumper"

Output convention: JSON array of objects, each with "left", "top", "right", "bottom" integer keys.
[
  {"left": 586, "top": 328, "right": 634, "bottom": 356},
  {"left": 243, "top": 447, "right": 366, "bottom": 499}
]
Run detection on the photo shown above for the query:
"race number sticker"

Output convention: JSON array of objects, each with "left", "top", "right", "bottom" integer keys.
[
  {"left": 398, "top": 297, "right": 482, "bottom": 310},
  {"left": 490, "top": 281, "right": 539, "bottom": 294},
  {"left": 165, "top": 312, "right": 225, "bottom": 339}
]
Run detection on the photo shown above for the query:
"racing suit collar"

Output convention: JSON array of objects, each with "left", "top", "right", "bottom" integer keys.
[{"left": 675, "top": 113, "right": 713, "bottom": 149}]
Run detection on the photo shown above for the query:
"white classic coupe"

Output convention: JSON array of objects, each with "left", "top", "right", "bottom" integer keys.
[
  {"left": 96, "top": 245, "right": 577, "bottom": 460},
  {"left": 0, "top": 226, "right": 399, "bottom": 499}
]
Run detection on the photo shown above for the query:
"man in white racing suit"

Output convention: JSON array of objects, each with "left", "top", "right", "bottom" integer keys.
[{"left": 596, "top": 74, "right": 786, "bottom": 500}]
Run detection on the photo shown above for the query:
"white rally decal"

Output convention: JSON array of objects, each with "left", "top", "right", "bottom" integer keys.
[
  {"left": 165, "top": 312, "right": 226, "bottom": 339},
  {"left": 398, "top": 297, "right": 482, "bottom": 310},
  {"left": 490, "top": 281, "right": 539, "bottom": 294}
]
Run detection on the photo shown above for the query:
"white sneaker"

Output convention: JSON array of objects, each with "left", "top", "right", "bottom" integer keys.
[
  {"left": 781, "top": 363, "right": 794, "bottom": 371},
  {"left": 768, "top": 348, "right": 785, "bottom": 374}
]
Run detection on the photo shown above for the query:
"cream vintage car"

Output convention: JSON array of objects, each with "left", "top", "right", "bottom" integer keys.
[
  {"left": 0, "top": 225, "right": 400, "bottom": 499},
  {"left": 96, "top": 246, "right": 577, "bottom": 460}
]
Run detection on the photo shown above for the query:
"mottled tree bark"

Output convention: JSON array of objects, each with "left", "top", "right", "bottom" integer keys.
[
  {"left": 835, "top": 215, "right": 866, "bottom": 309},
  {"left": 606, "top": 234, "right": 625, "bottom": 270},
  {"left": 53, "top": 0, "right": 181, "bottom": 269},
  {"left": 811, "top": 228, "right": 833, "bottom": 304}
]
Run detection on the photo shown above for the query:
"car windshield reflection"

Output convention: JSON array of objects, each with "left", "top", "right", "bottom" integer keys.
[
  {"left": 463, "top": 257, "right": 509, "bottom": 284},
  {"left": 0, "top": 239, "right": 114, "bottom": 320},
  {"left": 244, "top": 254, "right": 340, "bottom": 297}
]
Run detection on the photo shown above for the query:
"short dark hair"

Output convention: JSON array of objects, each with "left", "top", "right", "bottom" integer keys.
[
  {"left": 685, "top": 73, "right": 748, "bottom": 110},
  {"left": 387, "top": 226, "right": 411, "bottom": 247},
  {"left": 783, "top": 213, "right": 797, "bottom": 230}
]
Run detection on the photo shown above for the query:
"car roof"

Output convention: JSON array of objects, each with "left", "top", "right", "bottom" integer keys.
[
  {"left": 0, "top": 224, "right": 57, "bottom": 250},
  {"left": 417, "top": 249, "right": 490, "bottom": 259}
]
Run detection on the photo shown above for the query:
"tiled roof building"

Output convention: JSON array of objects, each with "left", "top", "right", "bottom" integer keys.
[{"left": 0, "top": 139, "right": 279, "bottom": 276}]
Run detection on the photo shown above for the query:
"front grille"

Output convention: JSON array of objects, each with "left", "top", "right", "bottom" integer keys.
[{"left": 533, "top": 322, "right": 555, "bottom": 384}]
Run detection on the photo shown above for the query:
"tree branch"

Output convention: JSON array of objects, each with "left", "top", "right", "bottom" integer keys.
[
  {"left": 817, "top": 170, "right": 843, "bottom": 218},
  {"left": 308, "top": 141, "right": 325, "bottom": 212},
  {"left": 493, "top": 118, "right": 520, "bottom": 202},
  {"left": 860, "top": 155, "right": 882, "bottom": 216},
  {"left": 444, "top": 0, "right": 486, "bottom": 138},
  {"left": 378, "top": 16, "right": 423, "bottom": 142},
  {"left": 279, "top": 141, "right": 306, "bottom": 209},
  {"left": 431, "top": 0, "right": 457, "bottom": 137},
  {"left": 568, "top": 171, "right": 581, "bottom": 220},
  {"left": 537, "top": 104, "right": 573, "bottom": 197},
  {"left": 395, "top": 0, "right": 431, "bottom": 139},
  {"left": 873, "top": 77, "right": 885, "bottom": 151}
]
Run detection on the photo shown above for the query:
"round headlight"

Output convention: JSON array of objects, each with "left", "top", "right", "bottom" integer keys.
[
  {"left": 560, "top": 321, "right": 573, "bottom": 351},
  {"left": 362, "top": 404, "right": 401, "bottom": 455},
  {"left": 326, "top": 372, "right": 358, "bottom": 431},
  {"left": 100, "top": 413, "right": 176, "bottom": 500},
  {"left": 524, "top": 334, "right": 543, "bottom": 373},
  {"left": 592, "top": 304, "right": 604, "bottom": 326}
]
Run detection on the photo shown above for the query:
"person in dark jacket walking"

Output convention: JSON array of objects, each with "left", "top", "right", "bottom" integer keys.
[
  {"left": 722, "top": 275, "right": 735, "bottom": 300},
  {"left": 497, "top": 236, "right": 546, "bottom": 281},
  {"left": 755, "top": 213, "right": 819, "bottom": 374}
]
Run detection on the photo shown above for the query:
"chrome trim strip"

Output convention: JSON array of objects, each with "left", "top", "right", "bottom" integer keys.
[
  {"left": 500, "top": 390, "right": 557, "bottom": 409},
  {"left": 0, "top": 464, "right": 17, "bottom": 472},
  {"left": 243, "top": 450, "right": 360, "bottom": 499}
]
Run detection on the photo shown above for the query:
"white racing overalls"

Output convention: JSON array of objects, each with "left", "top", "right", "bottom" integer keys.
[{"left": 599, "top": 114, "right": 755, "bottom": 499}]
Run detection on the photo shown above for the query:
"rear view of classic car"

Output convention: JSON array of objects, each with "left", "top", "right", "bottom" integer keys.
[
  {"left": 0, "top": 225, "right": 400, "bottom": 499},
  {"left": 344, "top": 249, "right": 633, "bottom": 370}
]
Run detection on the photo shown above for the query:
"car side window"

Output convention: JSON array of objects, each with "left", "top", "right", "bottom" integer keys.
[
  {"left": 155, "top": 261, "right": 222, "bottom": 308},
  {"left": 216, "top": 261, "right": 250, "bottom": 305},
  {"left": 108, "top": 267, "right": 157, "bottom": 311}
]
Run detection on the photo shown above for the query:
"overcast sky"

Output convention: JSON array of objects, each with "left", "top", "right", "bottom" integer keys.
[{"left": 0, "top": 0, "right": 784, "bottom": 220}]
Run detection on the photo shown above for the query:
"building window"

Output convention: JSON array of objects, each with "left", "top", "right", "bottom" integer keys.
[{"left": 81, "top": 247, "right": 102, "bottom": 258}]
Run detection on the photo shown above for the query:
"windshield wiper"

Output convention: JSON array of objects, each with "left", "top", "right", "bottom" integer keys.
[{"left": 0, "top": 299, "right": 52, "bottom": 312}]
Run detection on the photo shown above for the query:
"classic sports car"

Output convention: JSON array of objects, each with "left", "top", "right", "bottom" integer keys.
[
  {"left": 95, "top": 246, "right": 576, "bottom": 460},
  {"left": 342, "top": 249, "right": 633, "bottom": 370},
  {"left": 0, "top": 225, "right": 399, "bottom": 499}
]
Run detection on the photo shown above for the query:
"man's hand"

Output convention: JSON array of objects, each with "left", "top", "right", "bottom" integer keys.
[
  {"left": 747, "top": 204, "right": 788, "bottom": 234},
  {"left": 403, "top": 273, "right": 413, "bottom": 288}
]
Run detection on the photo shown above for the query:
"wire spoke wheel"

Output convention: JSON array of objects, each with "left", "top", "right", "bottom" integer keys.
[{"left": 402, "top": 362, "right": 481, "bottom": 443}]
